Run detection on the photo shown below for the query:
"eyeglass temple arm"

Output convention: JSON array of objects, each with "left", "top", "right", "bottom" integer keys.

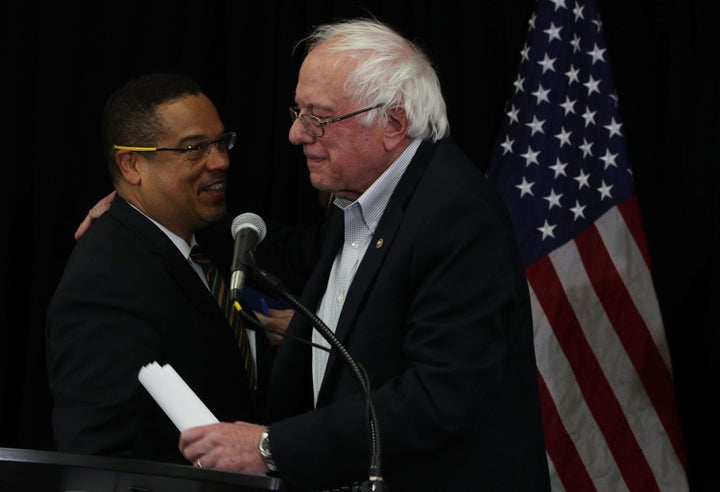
[{"left": 113, "top": 144, "right": 158, "bottom": 151}]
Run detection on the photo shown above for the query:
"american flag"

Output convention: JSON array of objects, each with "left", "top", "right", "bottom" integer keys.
[{"left": 486, "top": 1, "right": 689, "bottom": 490}]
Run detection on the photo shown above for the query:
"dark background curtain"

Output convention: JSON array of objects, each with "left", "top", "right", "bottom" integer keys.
[{"left": 2, "top": 1, "right": 716, "bottom": 490}]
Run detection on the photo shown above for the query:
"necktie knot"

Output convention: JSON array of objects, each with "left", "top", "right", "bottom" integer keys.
[
  {"left": 190, "top": 246, "right": 224, "bottom": 299},
  {"left": 190, "top": 245, "right": 212, "bottom": 270}
]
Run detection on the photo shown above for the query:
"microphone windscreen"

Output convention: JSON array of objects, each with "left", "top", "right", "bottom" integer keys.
[{"left": 231, "top": 213, "right": 267, "bottom": 242}]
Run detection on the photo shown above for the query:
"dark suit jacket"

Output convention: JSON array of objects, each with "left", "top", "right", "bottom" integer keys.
[
  {"left": 46, "top": 196, "right": 270, "bottom": 463},
  {"left": 264, "top": 138, "right": 551, "bottom": 491}
]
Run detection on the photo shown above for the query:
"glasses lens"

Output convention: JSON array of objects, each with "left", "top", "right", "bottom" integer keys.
[
  {"left": 289, "top": 107, "right": 323, "bottom": 137},
  {"left": 186, "top": 142, "right": 210, "bottom": 161},
  {"left": 218, "top": 132, "right": 236, "bottom": 152},
  {"left": 301, "top": 115, "right": 323, "bottom": 137},
  {"left": 183, "top": 133, "right": 234, "bottom": 162}
]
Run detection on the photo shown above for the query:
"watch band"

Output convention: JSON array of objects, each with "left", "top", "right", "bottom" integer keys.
[{"left": 258, "top": 429, "right": 278, "bottom": 472}]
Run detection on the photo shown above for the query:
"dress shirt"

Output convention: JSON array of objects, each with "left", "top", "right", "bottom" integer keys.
[{"left": 312, "top": 138, "right": 422, "bottom": 403}]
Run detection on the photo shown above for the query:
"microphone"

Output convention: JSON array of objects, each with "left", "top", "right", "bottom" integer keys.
[{"left": 229, "top": 213, "right": 267, "bottom": 301}]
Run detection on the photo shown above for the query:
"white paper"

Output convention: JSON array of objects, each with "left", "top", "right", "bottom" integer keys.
[{"left": 138, "top": 361, "right": 219, "bottom": 431}]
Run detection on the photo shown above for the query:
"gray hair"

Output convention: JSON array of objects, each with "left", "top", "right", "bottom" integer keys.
[{"left": 298, "top": 18, "right": 450, "bottom": 142}]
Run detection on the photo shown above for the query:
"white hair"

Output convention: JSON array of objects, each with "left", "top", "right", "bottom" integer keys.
[{"left": 299, "top": 18, "right": 450, "bottom": 142}]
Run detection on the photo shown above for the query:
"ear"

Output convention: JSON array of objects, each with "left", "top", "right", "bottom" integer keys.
[
  {"left": 115, "top": 151, "right": 142, "bottom": 185},
  {"left": 382, "top": 106, "right": 410, "bottom": 151}
]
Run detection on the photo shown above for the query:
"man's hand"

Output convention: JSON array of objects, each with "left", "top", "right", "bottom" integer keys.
[
  {"left": 74, "top": 191, "right": 116, "bottom": 240},
  {"left": 179, "top": 421, "right": 268, "bottom": 474},
  {"left": 253, "top": 308, "right": 294, "bottom": 346}
]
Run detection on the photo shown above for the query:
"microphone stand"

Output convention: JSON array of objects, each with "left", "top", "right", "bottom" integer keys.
[{"left": 248, "top": 266, "right": 386, "bottom": 492}]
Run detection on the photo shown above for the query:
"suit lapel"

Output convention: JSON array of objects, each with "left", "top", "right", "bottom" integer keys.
[
  {"left": 320, "top": 140, "right": 439, "bottom": 393},
  {"left": 107, "top": 197, "right": 229, "bottom": 329}
]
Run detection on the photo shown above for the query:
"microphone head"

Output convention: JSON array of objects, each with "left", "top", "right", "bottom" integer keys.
[{"left": 231, "top": 213, "right": 267, "bottom": 242}]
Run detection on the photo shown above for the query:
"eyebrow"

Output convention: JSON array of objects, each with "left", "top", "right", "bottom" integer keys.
[{"left": 173, "top": 131, "right": 226, "bottom": 146}]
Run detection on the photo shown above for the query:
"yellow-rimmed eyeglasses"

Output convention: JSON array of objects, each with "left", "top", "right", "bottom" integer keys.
[
  {"left": 289, "top": 104, "right": 382, "bottom": 138},
  {"left": 113, "top": 132, "right": 236, "bottom": 162}
]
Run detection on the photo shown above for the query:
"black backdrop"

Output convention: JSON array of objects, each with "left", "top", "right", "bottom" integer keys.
[{"left": 2, "top": 1, "right": 717, "bottom": 490}]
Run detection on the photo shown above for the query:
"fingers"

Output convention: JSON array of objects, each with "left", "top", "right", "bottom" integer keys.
[
  {"left": 267, "top": 309, "right": 294, "bottom": 329},
  {"left": 180, "top": 426, "right": 224, "bottom": 471},
  {"left": 180, "top": 422, "right": 268, "bottom": 474},
  {"left": 90, "top": 191, "right": 115, "bottom": 218},
  {"left": 74, "top": 216, "right": 94, "bottom": 241},
  {"left": 179, "top": 424, "right": 206, "bottom": 451},
  {"left": 73, "top": 191, "right": 116, "bottom": 241},
  {"left": 253, "top": 309, "right": 293, "bottom": 346},
  {"left": 252, "top": 311, "right": 269, "bottom": 322}
]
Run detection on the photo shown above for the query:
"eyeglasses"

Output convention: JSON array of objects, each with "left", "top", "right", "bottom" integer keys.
[
  {"left": 289, "top": 104, "right": 382, "bottom": 137},
  {"left": 113, "top": 132, "right": 236, "bottom": 162}
]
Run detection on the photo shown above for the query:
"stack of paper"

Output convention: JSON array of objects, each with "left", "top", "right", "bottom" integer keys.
[{"left": 138, "top": 361, "right": 219, "bottom": 431}]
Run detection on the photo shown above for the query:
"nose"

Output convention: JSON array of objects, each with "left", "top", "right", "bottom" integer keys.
[
  {"left": 206, "top": 145, "right": 230, "bottom": 170},
  {"left": 289, "top": 118, "right": 315, "bottom": 145}
]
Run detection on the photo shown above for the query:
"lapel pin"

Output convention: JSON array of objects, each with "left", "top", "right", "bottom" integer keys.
[{"left": 375, "top": 238, "right": 383, "bottom": 248}]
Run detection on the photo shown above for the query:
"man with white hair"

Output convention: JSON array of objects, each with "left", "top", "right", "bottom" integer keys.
[{"left": 179, "top": 18, "right": 550, "bottom": 492}]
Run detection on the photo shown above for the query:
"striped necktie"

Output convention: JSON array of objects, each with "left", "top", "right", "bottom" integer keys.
[{"left": 190, "top": 246, "right": 255, "bottom": 390}]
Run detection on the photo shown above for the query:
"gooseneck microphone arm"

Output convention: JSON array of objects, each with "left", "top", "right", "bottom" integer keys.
[{"left": 249, "top": 266, "right": 386, "bottom": 491}]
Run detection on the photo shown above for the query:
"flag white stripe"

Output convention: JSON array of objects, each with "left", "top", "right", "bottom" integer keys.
[
  {"left": 595, "top": 206, "right": 672, "bottom": 367},
  {"left": 594, "top": 207, "right": 687, "bottom": 490},
  {"left": 536, "top": 215, "right": 687, "bottom": 491},
  {"left": 531, "top": 269, "right": 629, "bottom": 492}
]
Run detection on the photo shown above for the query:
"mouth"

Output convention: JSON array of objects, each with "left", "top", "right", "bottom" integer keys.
[
  {"left": 206, "top": 181, "right": 225, "bottom": 191},
  {"left": 304, "top": 153, "right": 327, "bottom": 168},
  {"left": 201, "top": 180, "right": 226, "bottom": 200}
]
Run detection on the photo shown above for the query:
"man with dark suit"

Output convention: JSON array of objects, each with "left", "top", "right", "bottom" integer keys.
[
  {"left": 179, "top": 19, "right": 551, "bottom": 491},
  {"left": 46, "top": 73, "right": 270, "bottom": 464}
]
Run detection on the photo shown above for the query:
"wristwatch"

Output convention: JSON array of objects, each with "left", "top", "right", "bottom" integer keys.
[{"left": 258, "top": 429, "right": 277, "bottom": 472}]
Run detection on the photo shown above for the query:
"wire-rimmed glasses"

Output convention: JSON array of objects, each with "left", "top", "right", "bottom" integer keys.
[{"left": 289, "top": 104, "right": 382, "bottom": 137}]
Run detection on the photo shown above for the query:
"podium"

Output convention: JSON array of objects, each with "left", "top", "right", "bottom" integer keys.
[{"left": 0, "top": 447, "right": 284, "bottom": 491}]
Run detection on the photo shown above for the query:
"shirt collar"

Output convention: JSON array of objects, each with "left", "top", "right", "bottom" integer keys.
[
  {"left": 127, "top": 202, "right": 197, "bottom": 258},
  {"left": 333, "top": 137, "right": 422, "bottom": 230}
]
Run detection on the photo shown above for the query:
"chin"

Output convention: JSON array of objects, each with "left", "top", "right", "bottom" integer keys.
[{"left": 203, "top": 207, "right": 227, "bottom": 224}]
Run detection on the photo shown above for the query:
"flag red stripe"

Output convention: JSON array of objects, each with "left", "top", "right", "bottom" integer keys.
[
  {"left": 536, "top": 372, "right": 596, "bottom": 491},
  {"left": 576, "top": 215, "right": 688, "bottom": 470},
  {"left": 527, "top": 254, "right": 659, "bottom": 492},
  {"left": 617, "top": 195, "right": 652, "bottom": 268}
]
